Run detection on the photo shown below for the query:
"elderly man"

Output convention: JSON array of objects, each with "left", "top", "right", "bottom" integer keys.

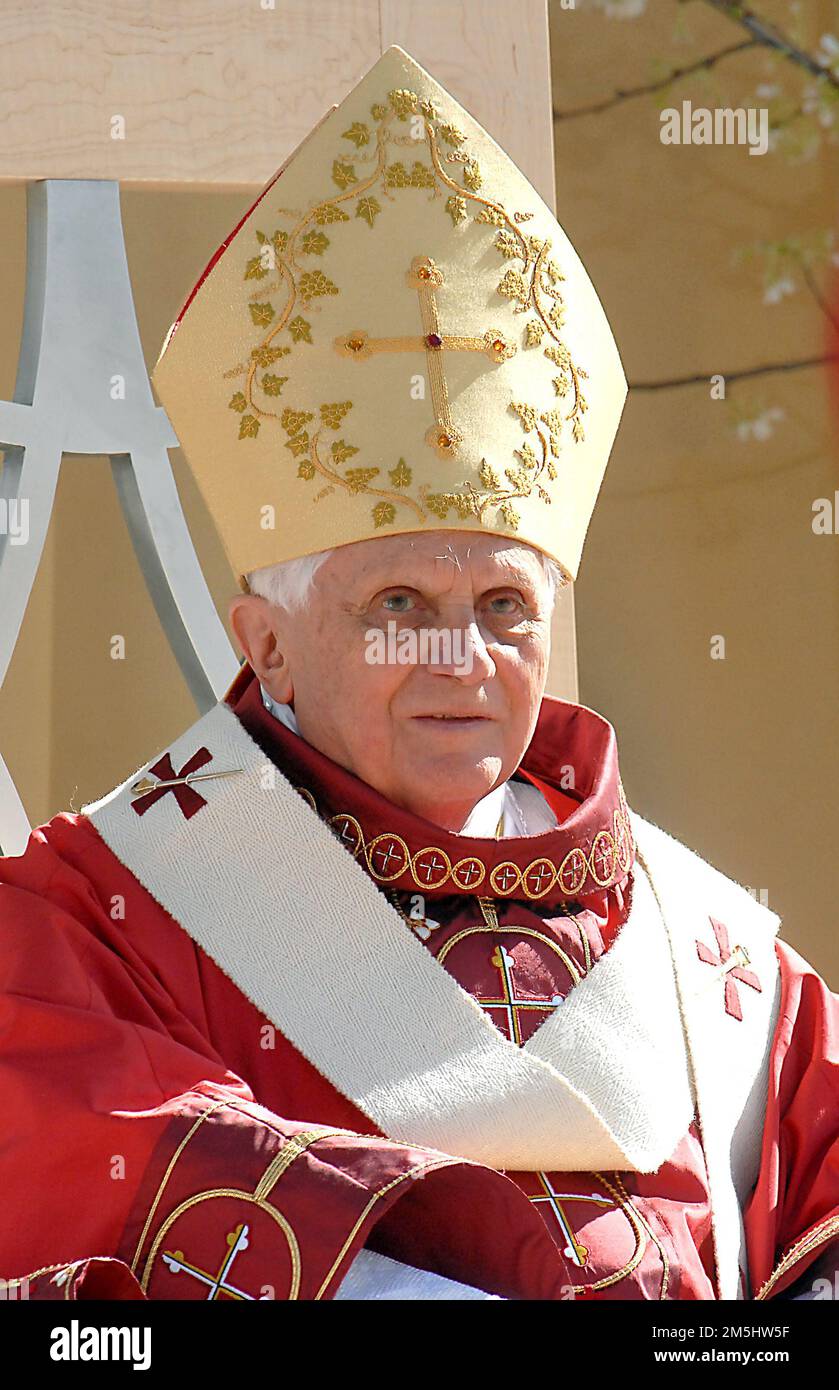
[{"left": 0, "top": 47, "right": 836, "bottom": 1304}]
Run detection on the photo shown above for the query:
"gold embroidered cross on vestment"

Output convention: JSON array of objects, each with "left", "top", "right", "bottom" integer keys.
[{"left": 334, "top": 255, "right": 516, "bottom": 457}]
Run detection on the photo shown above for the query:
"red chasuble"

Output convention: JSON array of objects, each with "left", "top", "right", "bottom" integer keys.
[{"left": 0, "top": 664, "right": 836, "bottom": 1301}]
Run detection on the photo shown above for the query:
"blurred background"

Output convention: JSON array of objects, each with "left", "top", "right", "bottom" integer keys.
[{"left": 0, "top": 0, "right": 837, "bottom": 981}]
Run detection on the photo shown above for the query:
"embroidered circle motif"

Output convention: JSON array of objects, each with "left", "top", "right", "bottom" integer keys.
[
  {"left": 521, "top": 857, "right": 557, "bottom": 900},
  {"left": 589, "top": 830, "right": 616, "bottom": 887},
  {"left": 411, "top": 846, "right": 452, "bottom": 889},
  {"left": 450, "top": 855, "right": 486, "bottom": 890},
  {"left": 366, "top": 833, "right": 411, "bottom": 883},
  {"left": 329, "top": 812, "right": 364, "bottom": 857},
  {"left": 558, "top": 846, "right": 587, "bottom": 896},
  {"left": 294, "top": 785, "right": 318, "bottom": 814},
  {"left": 489, "top": 861, "right": 522, "bottom": 895},
  {"left": 613, "top": 808, "right": 632, "bottom": 874}
]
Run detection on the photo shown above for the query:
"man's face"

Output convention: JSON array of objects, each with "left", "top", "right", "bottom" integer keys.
[{"left": 230, "top": 531, "right": 554, "bottom": 832}]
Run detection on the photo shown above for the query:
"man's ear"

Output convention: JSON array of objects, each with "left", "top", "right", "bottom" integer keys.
[{"left": 228, "top": 595, "right": 294, "bottom": 702}]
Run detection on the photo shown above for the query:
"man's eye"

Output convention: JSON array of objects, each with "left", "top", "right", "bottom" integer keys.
[
  {"left": 487, "top": 595, "right": 521, "bottom": 615},
  {"left": 382, "top": 593, "right": 415, "bottom": 612}
]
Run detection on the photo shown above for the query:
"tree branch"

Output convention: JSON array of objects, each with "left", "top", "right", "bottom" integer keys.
[
  {"left": 693, "top": 0, "right": 839, "bottom": 90},
  {"left": 630, "top": 354, "right": 837, "bottom": 390},
  {"left": 553, "top": 40, "right": 756, "bottom": 121}
]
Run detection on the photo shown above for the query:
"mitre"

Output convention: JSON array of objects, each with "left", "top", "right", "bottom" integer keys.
[{"left": 151, "top": 45, "right": 627, "bottom": 587}]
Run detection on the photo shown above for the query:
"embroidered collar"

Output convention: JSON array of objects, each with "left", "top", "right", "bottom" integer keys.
[{"left": 226, "top": 664, "right": 634, "bottom": 909}]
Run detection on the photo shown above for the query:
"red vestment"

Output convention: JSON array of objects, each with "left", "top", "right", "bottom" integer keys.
[{"left": 0, "top": 665, "right": 836, "bottom": 1300}]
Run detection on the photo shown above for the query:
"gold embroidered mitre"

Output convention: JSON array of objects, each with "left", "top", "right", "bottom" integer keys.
[{"left": 151, "top": 45, "right": 627, "bottom": 586}]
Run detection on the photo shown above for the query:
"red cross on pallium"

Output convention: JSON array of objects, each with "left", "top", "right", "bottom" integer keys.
[
  {"left": 696, "top": 916, "right": 762, "bottom": 1021},
  {"left": 131, "top": 747, "right": 213, "bottom": 820}
]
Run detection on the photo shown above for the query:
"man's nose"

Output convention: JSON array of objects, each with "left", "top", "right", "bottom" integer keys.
[{"left": 426, "top": 618, "right": 496, "bottom": 683}]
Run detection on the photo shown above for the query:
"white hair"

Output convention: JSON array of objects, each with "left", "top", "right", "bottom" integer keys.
[
  {"left": 247, "top": 550, "right": 334, "bottom": 611},
  {"left": 246, "top": 542, "right": 567, "bottom": 612}
]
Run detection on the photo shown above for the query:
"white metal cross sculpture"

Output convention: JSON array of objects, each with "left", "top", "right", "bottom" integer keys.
[{"left": 0, "top": 180, "right": 239, "bottom": 854}]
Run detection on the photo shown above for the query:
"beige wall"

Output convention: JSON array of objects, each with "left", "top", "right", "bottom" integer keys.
[
  {"left": 0, "top": 0, "right": 836, "bottom": 985},
  {"left": 551, "top": 0, "right": 839, "bottom": 983}
]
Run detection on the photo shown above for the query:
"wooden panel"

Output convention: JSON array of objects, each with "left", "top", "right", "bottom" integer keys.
[{"left": 0, "top": 0, "right": 381, "bottom": 187}]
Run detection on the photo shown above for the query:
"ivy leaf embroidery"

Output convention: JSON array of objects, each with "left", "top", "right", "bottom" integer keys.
[
  {"left": 239, "top": 414, "right": 260, "bottom": 440},
  {"left": 497, "top": 269, "right": 528, "bottom": 304},
  {"left": 244, "top": 255, "right": 269, "bottom": 281},
  {"left": 389, "top": 459, "right": 412, "bottom": 488},
  {"left": 438, "top": 123, "right": 465, "bottom": 147},
  {"left": 342, "top": 121, "right": 370, "bottom": 148},
  {"left": 297, "top": 460, "right": 316, "bottom": 480},
  {"left": 288, "top": 316, "right": 312, "bottom": 343},
  {"left": 373, "top": 502, "right": 396, "bottom": 528},
  {"left": 446, "top": 196, "right": 468, "bottom": 227},
  {"left": 356, "top": 196, "right": 382, "bottom": 228},
  {"left": 332, "top": 160, "right": 358, "bottom": 190},
  {"left": 463, "top": 161, "right": 482, "bottom": 191},
  {"left": 228, "top": 392, "right": 247, "bottom": 413},
  {"left": 301, "top": 230, "right": 330, "bottom": 256},
  {"left": 285, "top": 432, "right": 310, "bottom": 458},
  {"left": 332, "top": 439, "right": 359, "bottom": 464},
  {"left": 249, "top": 302, "right": 275, "bottom": 327},
  {"left": 260, "top": 373, "right": 288, "bottom": 397}
]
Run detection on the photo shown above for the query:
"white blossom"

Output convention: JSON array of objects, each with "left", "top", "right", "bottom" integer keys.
[
  {"left": 736, "top": 407, "right": 785, "bottom": 442},
  {"left": 763, "top": 276, "right": 796, "bottom": 305},
  {"left": 595, "top": 0, "right": 647, "bottom": 17}
]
